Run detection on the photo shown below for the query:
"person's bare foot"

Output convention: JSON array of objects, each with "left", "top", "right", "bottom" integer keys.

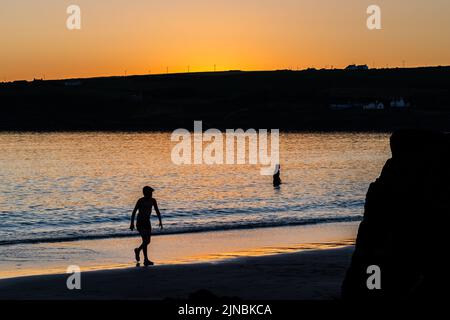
[{"left": 134, "top": 248, "right": 140, "bottom": 262}]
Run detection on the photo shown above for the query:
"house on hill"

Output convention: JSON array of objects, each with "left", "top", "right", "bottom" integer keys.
[
  {"left": 345, "top": 64, "right": 369, "bottom": 71},
  {"left": 363, "top": 101, "right": 385, "bottom": 110},
  {"left": 390, "top": 97, "right": 410, "bottom": 108}
]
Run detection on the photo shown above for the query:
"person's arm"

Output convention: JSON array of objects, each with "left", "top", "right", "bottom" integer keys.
[
  {"left": 130, "top": 199, "right": 140, "bottom": 231},
  {"left": 153, "top": 198, "right": 163, "bottom": 229}
]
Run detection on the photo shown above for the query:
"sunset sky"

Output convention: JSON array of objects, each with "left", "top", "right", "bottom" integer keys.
[{"left": 1, "top": 0, "right": 450, "bottom": 81}]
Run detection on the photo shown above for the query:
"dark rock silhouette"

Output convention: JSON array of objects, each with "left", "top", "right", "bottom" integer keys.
[{"left": 342, "top": 130, "right": 450, "bottom": 300}]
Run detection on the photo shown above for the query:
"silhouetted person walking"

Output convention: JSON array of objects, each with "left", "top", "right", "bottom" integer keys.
[
  {"left": 273, "top": 164, "right": 282, "bottom": 187},
  {"left": 130, "top": 186, "right": 163, "bottom": 266}
]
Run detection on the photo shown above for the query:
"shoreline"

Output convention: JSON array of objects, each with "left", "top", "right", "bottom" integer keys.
[
  {"left": 0, "top": 216, "right": 362, "bottom": 247},
  {"left": 0, "top": 222, "right": 358, "bottom": 281}
]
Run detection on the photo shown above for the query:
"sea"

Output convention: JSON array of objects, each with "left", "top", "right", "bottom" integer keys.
[{"left": 0, "top": 132, "right": 390, "bottom": 246}]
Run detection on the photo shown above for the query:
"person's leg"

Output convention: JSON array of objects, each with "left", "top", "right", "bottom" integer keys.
[
  {"left": 134, "top": 231, "right": 146, "bottom": 262},
  {"left": 137, "top": 235, "right": 145, "bottom": 252},
  {"left": 142, "top": 232, "right": 151, "bottom": 261}
]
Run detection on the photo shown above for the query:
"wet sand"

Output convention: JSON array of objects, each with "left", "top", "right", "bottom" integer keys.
[
  {"left": 0, "top": 222, "right": 358, "bottom": 299},
  {"left": 0, "top": 246, "right": 354, "bottom": 300}
]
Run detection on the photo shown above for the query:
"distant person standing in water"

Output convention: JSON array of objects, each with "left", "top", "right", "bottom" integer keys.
[
  {"left": 273, "top": 164, "right": 282, "bottom": 188},
  {"left": 130, "top": 186, "right": 163, "bottom": 266}
]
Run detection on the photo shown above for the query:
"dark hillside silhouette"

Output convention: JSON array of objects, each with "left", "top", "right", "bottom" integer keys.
[{"left": 1, "top": 67, "right": 450, "bottom": 131}]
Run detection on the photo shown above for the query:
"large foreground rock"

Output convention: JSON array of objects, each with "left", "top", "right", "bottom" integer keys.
[{"left": 342, "top": 130, "right": 450, "bottom": 299}]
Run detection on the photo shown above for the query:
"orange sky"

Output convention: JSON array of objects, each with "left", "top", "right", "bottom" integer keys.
[{"left": 1, "top": 0, "right": 450, "bottom": 81}]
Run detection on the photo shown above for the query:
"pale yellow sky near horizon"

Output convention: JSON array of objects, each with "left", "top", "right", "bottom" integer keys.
[{"left": 1, "top": 0, "right": 450, "bottom": 81}]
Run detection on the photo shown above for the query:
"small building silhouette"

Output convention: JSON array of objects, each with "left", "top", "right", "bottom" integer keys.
[
  {"left": 390, "top": 97, "right": 410, "bottom": 108},
  {"left": 345, "top": 64, "right": 369, "bottom": 71},
  {"left": 363, "top": 101, "right": 385, "bottom": 110}
]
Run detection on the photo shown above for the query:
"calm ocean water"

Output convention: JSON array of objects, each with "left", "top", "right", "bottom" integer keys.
[{"left": 0, "top": 132, "right": 390, "bottom": 245}]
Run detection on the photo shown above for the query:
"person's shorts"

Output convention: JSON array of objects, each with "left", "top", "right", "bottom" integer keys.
[{"left": 137, "top": 227, "right": 151, "bottom": 239}]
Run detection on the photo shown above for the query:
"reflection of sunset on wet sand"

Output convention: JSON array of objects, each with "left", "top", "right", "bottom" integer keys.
[{"left": 0, "top": 222, "right": 357, "bottom": 279}]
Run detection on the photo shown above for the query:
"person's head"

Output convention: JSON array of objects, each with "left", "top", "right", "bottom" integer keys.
[
  {"left": 274, "top": 164, "right": 281, "bottom": 175},
  {"left": 143, "top": 186, "right": 154, "bottom": 198}
]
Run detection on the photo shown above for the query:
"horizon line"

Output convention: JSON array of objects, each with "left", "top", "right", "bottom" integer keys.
[{"left": 2, "top": 64, "right": 450, "bottom": 84}]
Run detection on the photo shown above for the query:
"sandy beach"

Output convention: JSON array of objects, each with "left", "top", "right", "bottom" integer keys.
[
  {"left": 0, "top": 246, "right": 354, "bottom": 300},
  {"left": 0, "top": 222, "right": 357, "bottom": 300}
]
